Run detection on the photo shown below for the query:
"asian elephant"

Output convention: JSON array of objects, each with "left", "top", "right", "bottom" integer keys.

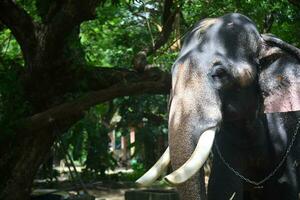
[{"left": 136, "top": 13, "right": 300, "bottom": 200}]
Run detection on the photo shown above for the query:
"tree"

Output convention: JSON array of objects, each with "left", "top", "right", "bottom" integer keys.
[{"left": 0, "top": 1, "right": 175, "bottom": 199}]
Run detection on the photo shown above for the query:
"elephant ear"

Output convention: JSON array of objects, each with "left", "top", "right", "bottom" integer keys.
[{"left": 258, "top": 34, "right": 300, "bottom": 113}]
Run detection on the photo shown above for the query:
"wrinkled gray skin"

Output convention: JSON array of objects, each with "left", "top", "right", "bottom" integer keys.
[{"left": 169, "top": 13, "right": 300, "bottom": 200}]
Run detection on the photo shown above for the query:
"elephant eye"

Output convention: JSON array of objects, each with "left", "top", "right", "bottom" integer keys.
[{"left": 211, "top": 66, "right": 228, "bottom": 79}]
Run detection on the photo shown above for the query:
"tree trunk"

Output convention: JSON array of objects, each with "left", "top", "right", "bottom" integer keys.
[
  {"left": 0, "top": 130, "right": 55, "bottom": 200},
  {"left": 0, "top": 25, "right": 74, "bottom": 199}
]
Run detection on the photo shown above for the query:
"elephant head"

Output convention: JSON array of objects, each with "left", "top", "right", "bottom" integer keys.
[{"left": 137, "top": 13, "right": 300, "bottom": 199}]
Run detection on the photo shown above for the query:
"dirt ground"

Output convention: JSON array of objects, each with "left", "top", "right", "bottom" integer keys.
[
  {"left": 33, "top": 181, "right": 174, "bottom": 200},
  {"left": 33, "top": 187, "right": 177, "bottom": 200},
  {"left": 88, "top": 189, "right": 126, "bottom": 200},
  {"left": 33, "top": 188, "right": 130, "bottom": 200}
]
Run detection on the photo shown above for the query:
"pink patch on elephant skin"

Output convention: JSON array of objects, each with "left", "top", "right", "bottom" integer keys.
[{"left": 264, "top": 81, "right": 300, "bottom": 113}]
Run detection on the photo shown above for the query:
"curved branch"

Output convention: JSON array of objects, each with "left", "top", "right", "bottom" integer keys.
[
  {"left": 133, "top": 0, "right": 179, "bottom": 72},
  {"left": 17, "top": 70, "right": 171, "bottom": 134},
  {"left": 149, "top": 0, "right": 178, "bottom": 55},
  {"left": 262, "top": 12, "right": 275, "bottom": 33},
  {"left": 0, "top": 0, "right": 36, "bottom": 55},
  {"left": 47, "top": 0, "right": 100, "bottom": 46}
]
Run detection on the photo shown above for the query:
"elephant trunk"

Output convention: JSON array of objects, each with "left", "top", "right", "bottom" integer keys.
[
  {"left": 166, "top": 59, "right": 222, "bottom": 199},
  {"left": 164, "top": 128, "right": 216, "bottom": 185},
  {"left": 167, "top": 106, "right": 220, "bottom": 200}
]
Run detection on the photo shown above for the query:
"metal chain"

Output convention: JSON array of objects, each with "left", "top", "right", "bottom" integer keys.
[{"left": 214, "top": 119, "right": 300, "bottom": 186}]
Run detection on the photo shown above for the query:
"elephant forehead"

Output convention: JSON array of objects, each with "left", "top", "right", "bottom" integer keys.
[
  {"left": 182, "top": 13, "right": 260, "bottom": 61},
  {"left": 207, "top": 20, "right": 259, "bottom": 59}
]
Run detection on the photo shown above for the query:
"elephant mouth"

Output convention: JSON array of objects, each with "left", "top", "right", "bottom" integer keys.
[{"left": 136, "top": 127, "right": 217, "bottom": 186}]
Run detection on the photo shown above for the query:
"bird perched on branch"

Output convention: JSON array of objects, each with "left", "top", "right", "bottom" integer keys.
[{"left": 133, "top": 50, "right": 147, "bottom": 73}]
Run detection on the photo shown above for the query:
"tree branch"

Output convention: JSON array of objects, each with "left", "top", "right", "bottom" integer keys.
[
  {"left": 0, "top": 0, "right": 37, "bottom": 61},
  {"left": 30, "top": 0, "right": 102, "bottom": 67},
  {"left": 262, "top": 12, "right": 275, "bottom": 33},
  {"left": 133, "top": 0, "right": 179, "bottom": 72},
  {"left": 47, "top": 0, "right": 101, "bottom": 46},
  {"left": 288, "top": 0, "right": 300, "bottom": 9},
  {"left": 149, "top": 0, "right": 178, "bottom": 55},
  {"left": 17, "top": 68, "right": 171, "bottom": 134}
]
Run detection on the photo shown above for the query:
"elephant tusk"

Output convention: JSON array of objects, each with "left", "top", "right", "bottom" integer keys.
[
  {"left": 136, "top": 147, "right": 170, "bottom": 186},
  {"left": 164, "top": 128, "right": 216, "bottom": 185}
]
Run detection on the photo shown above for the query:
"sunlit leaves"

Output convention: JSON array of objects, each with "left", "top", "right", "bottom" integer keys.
[
  {"left": 0, "top": 29, "right": 23, "bottom": 67},
  {"left": 80, "top": 3, "right": 152, "bottom": 67}
]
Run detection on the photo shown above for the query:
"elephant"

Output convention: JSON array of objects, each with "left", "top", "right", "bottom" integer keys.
[{"left": 136, "top": 13, "right": 300, "bottom": 200}]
